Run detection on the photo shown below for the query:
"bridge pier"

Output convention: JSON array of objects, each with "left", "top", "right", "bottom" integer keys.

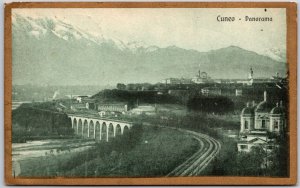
[
  {"left": 113, "top": 126, "right": 116, "bottom": 137},
  {"left": 76, "top": 123, "right": 79, "bottom": 134},
  {"left": 93, "top": 124, "right": 96, "bottom": 139},
  {"left": 87, "top": 124, "right": 90, "bottom": 138},
  {"left": 99, "top": 124, "right": 102, "bottom": 141},
  {"left": 70, "top": 117, "right": 74, "bottom": 129},
  {"left": 106, "top": 127, "right": 109, "bottom": 142},
  {"left": 81, "top": 123, "right": 84, "bottom": 137}
]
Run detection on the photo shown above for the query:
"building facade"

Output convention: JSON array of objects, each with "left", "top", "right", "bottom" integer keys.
[
  {"left": 97, "top": 103, "right": 128, "bottom": 113},
  {"left": 237, "top": 91, "right": 286, "bottom": 152},
  {"left": 191, "top": 70, "right": 214, "bottom": 84},
  {"left": 201, "top": 87, "right": 222, "bottom": 96}
]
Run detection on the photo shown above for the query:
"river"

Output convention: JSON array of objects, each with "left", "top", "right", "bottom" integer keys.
[{"left": 12, "top": 139, "right": 96, "bottom": 176}]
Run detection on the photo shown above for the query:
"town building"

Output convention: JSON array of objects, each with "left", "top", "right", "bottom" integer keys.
[
  {"left": 191, "top": 70, "right": 214, "bottom": 84},
  {"left": 130, "top": 105, "right": 157, "bottom": 115},
  {"left": 163, "top": 78, "right": 193, "bottom": 85},
  {"left": 70, "top": 103, "right": 86, "bottom": 111},
  {"left": 97, "top": 103, "right": 128, "bottom": 113},
  {"left": 201, "top": 87, "right": 222, "bottom": 96},
  {"left": 235, "top": 89, "right": 243, "bottom": 96},
  {"left": 75, "top": 95, "right": 89, "bottom": 103},
  {"left": 84, "top": 98, "right": 97, "bottom": 110},
  {"left": 237, "top": 91, "right": 286, "bottom": 152}
]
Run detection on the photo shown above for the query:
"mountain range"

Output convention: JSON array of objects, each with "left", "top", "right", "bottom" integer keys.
[{"left": 12, "top": 13, "right": 287, "bottom": 86}]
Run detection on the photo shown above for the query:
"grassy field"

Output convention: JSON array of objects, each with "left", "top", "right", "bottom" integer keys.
[{"left": 18, "top": 125, "right": 199, "bottom": 177}]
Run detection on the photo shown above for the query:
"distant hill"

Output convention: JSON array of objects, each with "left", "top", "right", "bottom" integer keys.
[{"left": 12, "top": 13, "right": 287, "bottom": 86}]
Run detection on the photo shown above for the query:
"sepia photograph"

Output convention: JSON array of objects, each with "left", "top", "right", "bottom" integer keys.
[{"left": 4, "top": 2, "right": 297, "bottom": 185}]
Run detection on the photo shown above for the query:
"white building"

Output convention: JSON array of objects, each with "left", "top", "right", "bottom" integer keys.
[
  {"left": 130, "top": 105, "right": 156, "bottom": 115},
  {"left": 237, "top": 91, "right": 286, "bottom": 152},
  {"left": 191, "top": 70, "right": 214, "bottom": 84},
  {"left": 75, "top": 95, "right": 89, "bottom": 103}
]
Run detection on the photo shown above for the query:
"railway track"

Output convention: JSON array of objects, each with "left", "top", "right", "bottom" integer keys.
[{"left": 166, "top": 127, "right": 221, "bottom": 177}]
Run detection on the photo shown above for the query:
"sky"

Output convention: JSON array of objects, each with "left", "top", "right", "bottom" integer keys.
[{"left": 13, "top": 8, "right": 286, "bottom": 55}]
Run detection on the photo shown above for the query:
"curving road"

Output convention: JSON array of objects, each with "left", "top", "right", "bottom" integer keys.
[{"left": 166, "top": 127, "right": 221, "bottom": 177}]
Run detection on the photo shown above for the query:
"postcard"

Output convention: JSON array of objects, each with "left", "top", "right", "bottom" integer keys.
[{"left": 4, "top": 2, "right": 297, "bottom": 185}]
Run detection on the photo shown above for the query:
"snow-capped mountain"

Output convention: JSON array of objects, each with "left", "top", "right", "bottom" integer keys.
[
  {"left": 12, "top": 14, "right": 287, "bottom": 86},
  {"left": 12, "top": 13, "right": 156, "bottom": 53}
]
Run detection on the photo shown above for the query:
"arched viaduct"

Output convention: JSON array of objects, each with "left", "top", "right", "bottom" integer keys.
[{"left": 68, "top": 114, "right": 133, "bottom": 142}]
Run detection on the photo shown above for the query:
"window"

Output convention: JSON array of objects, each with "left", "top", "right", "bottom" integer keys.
[
  {"left": 245, "top": 121, "right": 249, "bottom": 130},
  {"left": 240, "top": 145, "right": 248, "bottom": 150},
  {"left": 274, "top": 121, "right": 279, "bottom": 130},
  {"left": 262, "top": 120, "right": 266, "bottom": 128},
  {"left": 267, "top": 145, "right": 274, "bottom": 150}
]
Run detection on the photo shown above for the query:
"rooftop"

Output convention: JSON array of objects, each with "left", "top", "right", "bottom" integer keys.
[
  {"left": 241, "top": 107, "right": 254, "bottom": 116},
  {"left": 255, "top": 100, "right": 274, "bottom": 113}
]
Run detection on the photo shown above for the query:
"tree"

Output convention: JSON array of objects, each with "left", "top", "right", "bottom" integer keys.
[
  {"left": 187, "top": 96, "right": 234, "bottom": 114},
  {"left": 116, "top": 83, "right": 126, "bottom": 90},
  {"left": 235, "top": 146, "right": 265, "bottom": 176},
  {"left": 265, "top": 141, "right": 289, "bottom": 177}
]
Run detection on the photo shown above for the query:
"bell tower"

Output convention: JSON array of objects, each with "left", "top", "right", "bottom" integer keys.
[{"left": 248, "top": 67, "right": 253, "bottom": 79}]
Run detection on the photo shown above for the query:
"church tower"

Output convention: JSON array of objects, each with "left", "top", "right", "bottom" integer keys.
[
  {"left": 247, "top": 67, "right": 254, "bottom": 85},
  {"left": 248, "top": 67, "right": 253, "bottom": 79}
]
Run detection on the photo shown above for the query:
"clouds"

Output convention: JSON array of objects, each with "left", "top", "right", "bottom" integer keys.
[{"left": 13, "top": 8, "right": 286, "bottom": 55}]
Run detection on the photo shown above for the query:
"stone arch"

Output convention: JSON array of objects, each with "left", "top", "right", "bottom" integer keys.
[
  {"left": 116, "top": 124, "right": 122, "bottom": 136},
  {"left": 95, "top": 121, "right": 101, "bottom": 141},
  {"left": 108, "top": 123, "right": 114, "bottom": 141},
  {"left": 101, "top": 122, "right": 107, "bottom": 141},
  {"left": 72, "top": 118, "right": 77, "bottom": 133},
  {"left": 122, "top": 125, "right": 129, "bottom": 135},
  {"left": 77, "top": 119, "right": 83, "bottom": 135},
  {"left": 69, "top": 117, "right": 73, "bottom": 128},
  {"left": 83, "top": 119, "right": 89, "bottom": 138},
  {"left": 89, "top": 120, "right": 95, "bottom": 138}
]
